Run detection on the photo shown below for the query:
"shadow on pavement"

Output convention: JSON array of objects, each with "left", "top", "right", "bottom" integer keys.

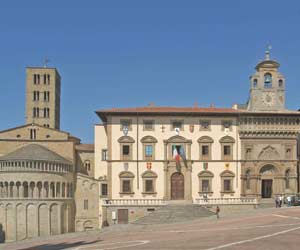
[{"left": 18, "top": 239, "right": 102, "bottom": 250}]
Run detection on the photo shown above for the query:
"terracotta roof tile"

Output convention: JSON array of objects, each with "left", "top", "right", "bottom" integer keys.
[{"left": 97, "top": 106, "right": 239, "bottom": 113}]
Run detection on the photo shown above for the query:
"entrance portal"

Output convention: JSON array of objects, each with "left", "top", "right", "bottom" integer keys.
[
  {"left": 262, "top": 179, "right": 273, "bottom": 198},
  {"left": 171, "top": 172, "right": 184, "bottom": 200}
]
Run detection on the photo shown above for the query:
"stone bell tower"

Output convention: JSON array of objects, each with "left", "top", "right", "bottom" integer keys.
[
  {"left": 25, "top": 65, "right": 61, "bottom": 129},
  {"left": 247, "top": 47, "right": 286, "bottom": 111}
]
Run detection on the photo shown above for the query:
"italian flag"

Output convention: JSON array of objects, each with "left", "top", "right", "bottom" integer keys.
[{"left": 173, "top": 147, "right": 181, "bottom": 172}]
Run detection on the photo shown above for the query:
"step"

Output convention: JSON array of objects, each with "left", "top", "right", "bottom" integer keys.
[{"left": 133, "top": 204, "right": 214, "bottom": 225}]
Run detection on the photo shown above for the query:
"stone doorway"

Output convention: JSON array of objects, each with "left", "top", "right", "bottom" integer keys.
[
  {"left": 261, "top": 179, "right": 273, "bottom": 198},
  {"left": 117, "top": 209, "right": 128, "bottom": 224},
  {"left": 171, "top": 172, "right": 184, "bottom": 200}
]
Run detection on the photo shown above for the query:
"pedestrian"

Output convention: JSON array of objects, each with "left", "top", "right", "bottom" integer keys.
[
  {"left": 279, "top": 195, "right": 282, "bottom": 207},
  {"left": 287, "top": 196, "right": 291, "bottom": 207},
  {"left": 275, "top": 196, "right": 279, "bottom": 208},
  {"left": 216, "top": 206, "right": 220, "bottom": 219}
]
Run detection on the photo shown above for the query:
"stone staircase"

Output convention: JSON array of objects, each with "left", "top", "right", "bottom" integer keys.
[
  {"left": 133, "top": 201, "right": 214, "bottom": 225},
  {"left": 258, "top": 198, "right": 275, "bottom": 209}
]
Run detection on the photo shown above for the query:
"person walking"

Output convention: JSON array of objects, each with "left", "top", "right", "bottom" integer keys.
[
  {"left": 279, "top": 195, "right": 282, "bottom": 208},
  {"left": 275, "top": 196, "right": 279, "bottom": 208},
  {"left": 287, "top": 196, "right": 291, "bottom": 207},
  {"left": 216, "top": 206, "right": 220, "bottom": 219}
]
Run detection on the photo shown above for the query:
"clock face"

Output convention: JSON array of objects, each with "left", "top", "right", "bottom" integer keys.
[{"left": 262, "top": 92, "right": 275, "bottom": 106}]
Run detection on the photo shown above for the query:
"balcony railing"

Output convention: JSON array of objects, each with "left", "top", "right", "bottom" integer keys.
[
  {"left": 102, "top": 199, "right": 167, "bottom": 206},
  {"left": 194, "top": 197, "right": 258, "bottom": 205}
]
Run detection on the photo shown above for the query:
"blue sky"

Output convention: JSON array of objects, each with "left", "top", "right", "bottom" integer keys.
[{"left": 1, "top": 1, "right": 300, "bottom": 143}]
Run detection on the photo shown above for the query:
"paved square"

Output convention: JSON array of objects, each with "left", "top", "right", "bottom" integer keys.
[{"left": 2, "top": 207, "right": 300, "bottom": 250}]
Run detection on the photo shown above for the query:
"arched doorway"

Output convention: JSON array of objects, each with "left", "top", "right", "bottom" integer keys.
[
  {"left": 171, "top": 172, "right": 184, "bottom": 200},
  {"left": 260, "top": 165, "right": 276, "bottom": 198}
]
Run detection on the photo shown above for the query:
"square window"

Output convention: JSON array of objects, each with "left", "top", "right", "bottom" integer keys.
[
  {"left": 200, "top": 120, "right": 211, "bottom": 130},
  {"left": 172, "top": 121, "right": 183, "bottom": 130},
  {"left": 222, "top": 120, "right": 232, "bottom": 130},
  {"left": 144, "top": 120, "right": 154, "bottom": 131},
  {"left": 224, "top": 145, "right": 231, "bottom": 155},
  {"left": 120, "top": 119, "right": 132, "bottom": 131},
  {"left": 145, "top": 180, "right": 154, "bottom": 192},
  {"left": 145, "top": 145, "right": 153, "bottom": 157},
  {"left": 122, "top": 180, "right": 131, "bottom": 193},
  {"left": 122, "top": 145, "right": 130, "bottom": 156},
  {"left": 224, "top": 180, "right": 231, "bottom": 192}
]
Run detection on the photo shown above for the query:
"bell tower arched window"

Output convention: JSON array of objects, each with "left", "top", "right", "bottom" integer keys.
[{"left": 264, "top": 73, "right": 272, "bottom": 88}]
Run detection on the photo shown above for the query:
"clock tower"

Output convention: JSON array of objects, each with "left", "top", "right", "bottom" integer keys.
[{"left": 247, "top": 48, "right": 285, "bottom": 111}]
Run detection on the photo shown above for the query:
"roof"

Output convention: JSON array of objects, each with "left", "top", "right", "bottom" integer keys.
[
  {"left": 0, "top": 123, "right": 80, "bottom": 141},
  {"left": 96, "top": 106, "right": 240, "bottom": 122},
  {"left": 75, "top": 144, "right": 94, "bottom": 151},
  {"left": 0, "top": 144, "right": 72, "bottom": 164},
  {"left": 96, "top": 106, "right": 300, "bottom": 122}
]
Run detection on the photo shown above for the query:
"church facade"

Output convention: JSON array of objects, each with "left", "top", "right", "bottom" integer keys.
[
  {"left": 95, "top": 51, "right": 300, "bottom": 224},
  {"left": 0, "top": 67, "right": 99, "bottom": 242}
]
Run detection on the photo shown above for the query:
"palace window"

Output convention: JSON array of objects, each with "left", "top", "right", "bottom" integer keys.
[
  {"left": 120, "top": 119, "right": 132, "bottom": 131},
  {"left": 220, "top": 170, "right": 235, "bottom": 193},
  {"left": 221, "top": 120, "right": 232, "bottom": 131},
  {"left": 102, "top": 149, "right": 108, "bottom": 161},
  {"left": 198, "top": 171, "right": 214, "bottom": 194},
  {"left": 171, "top": 120, "right": 183, "bottom": 131},
  {"left": 101, "top": 183, "right": 108, "bottom": 196},
  {"left": 219, "top": 136, "right": 235, "bottom": 161},
  {"left": 118, "top": 136, "right": 135, "bottom": 160},
  {"left": 264, "top": 73, "right": 272, "bottom": 88},
  {"left": 145, "top": 145, "right": 153, "bottom": 157},
  {"left": 119, "top": 171, "right": 134, "bottom": 194},
  {"left": 199, "top": 120, "right": 211, "bottom": 131},
  {"left": 172, "top": 145, "right": 183, "bottom": 156},
  {"left": 142, "top": 170, "right": 157, "bottom": 194},
  {"left": 122, "top": 145, "right": 130, "bottom": 156},
  {"left": 224, "top": 145, "right": 231, "bottom": 155},
  {"left": 198, "top": 136, "right": 213, "bottom": 161},
  {"left": 141, "top": 136, "right": 157, "bottom": 161},
  {"left": 143, "top": 120, "right": 155, "bottom": 131}
]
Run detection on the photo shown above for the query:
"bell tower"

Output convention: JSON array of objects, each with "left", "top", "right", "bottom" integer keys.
[
  {"left": 247, "top": 47, "right": 285, "bottom": 111},
  {"left": 25, "top": 66, "right": 61, "bottom": 129}
]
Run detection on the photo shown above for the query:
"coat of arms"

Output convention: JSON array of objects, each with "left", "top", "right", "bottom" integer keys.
[{"left": 189, "top": 124, "right": 194, "bottom": 133}]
